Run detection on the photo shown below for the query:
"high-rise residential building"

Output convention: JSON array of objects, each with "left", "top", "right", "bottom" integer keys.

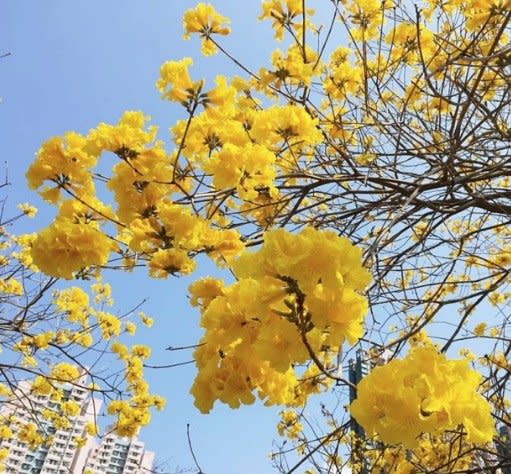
[
  {"left": 83, "top": 432, "right": 154, "bottom": 474},
  {"left": 0, "top": 377, "right": 101, "bottom": 474},
  {"left": 0, "top": 380, "right": 155, "bottom": 474},
  {"left": 496, "top": 425, "right": 511, "bottom": 474}
]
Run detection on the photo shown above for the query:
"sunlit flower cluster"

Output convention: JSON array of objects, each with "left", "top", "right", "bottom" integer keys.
[
  {"left": 190, "top": 227, "right": 370, "bottom": 413},
  {"left": 183, "top": 3, "right": 230, "bottom": 56},
  {"left": 350, "top": 345, "right": 495, "bottom": 447}
]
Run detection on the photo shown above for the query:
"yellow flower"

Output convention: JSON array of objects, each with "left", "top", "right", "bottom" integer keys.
[
  {"left": 108, "top": 147, "right": 177, "bottom": 223},
  {"left": 18, "top": 423, "right": 44, "bottom": 449},
  {"left": 139, "top": 312, "right": 154, "bottom": 328},
  {"left": 111, "top": 341, "right": 129, "bottom": 360},
  {"left": 153, "top": 395, "right": 166, "bottom": 411},
  {"left": 156, "top": 58, "right": 202, "bottom": 104},
  {"left": 148, "top": 248, "right": 195, "bottom": 278},
  {"left": 473, "top": 322, "right": 487, "bottom": 337},
  {"left": 31, "top": 332, "right": 54, "bottom": 350},
  {"left": 0, "top": 425, "right": 13, "bottom": 440},
  {"left": 60, "top": 400, "right": 80, "bottom": 417},
  {"left": 85, "top": 422, "right": 98, "bottom": 436},
  {"left": 204, "top": 75, "right": 236, "bottom": 112},
  {"left": 260, "top": 0, "right": 311, "bottom": 41},
  {"left": 350, "top": 345, "right": 495, "bottom": 447},
  {"left": 54, "top": 287, "right": 90, "bottom": 325},
  {"left": 31, "top": 218, "right": 115, "bottom": 279},
  {"left": 0, "top": 384, "right": 11, "bottom": 397},
  {"left": 125, "top": 321, "right": 137, "bottom": 335},
  {"left": 26, "top": 132, "right": 98, "bottom": 202},
  {"left": 96, "top": 312, "right": 121, "bottom": 340},
  {"left": 189, "top": 277, "right": 225, "bottom": 308},
  {"left": 0, "top": 447, "right": 9, "bottom": 461},
  {"left": 91, "top": 281, "right": 113, "bottom": 305},
  {"left": 251, "top": 105, "right": 323, "bottom": 148},
  {"left": 50, "top": 363, "right": 80, "bottom": 382},
  {"left": 73, "top": 436, "right": 87, "bottom": 448},
  {"left": 346, "top": 0, "right": 384, "bottom": 41},
  {"left": 183, "top": 3, "right": 230, "bottom": 56},
  {"left": 277, "top": 410, "right": 302, "bottom": 439},
  {"left": 132, "top": 345, "right": 151, "bottom": 359},
  {"left": 87, "top": 110, "right": 157, "bottom": 154},
  {"left": 17, "top": 202, "right": 37, "bottom": 218},
  {"left": 11, "top": 233, "right": 38, "bottom": 270},
  {"left": 0, "top": 278, "right": 23, "bottom": 296},
  {"left": 75, "top": 332, "right": 93, "bottom": 347}
]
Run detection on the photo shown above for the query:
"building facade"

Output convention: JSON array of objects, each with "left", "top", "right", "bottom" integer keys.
[
  {"left": 0, "top": 378, "right": 100, "bottom": 474},
  {"left": 83, "top": 433, "right": 154, "bottom": 474},
  {"left": 0, "top": 380, "right": 154, "bottom": 474}
]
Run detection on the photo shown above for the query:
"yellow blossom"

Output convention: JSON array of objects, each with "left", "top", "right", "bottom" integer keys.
[
  {"left": 125, "top": 321, "right": 137, "bottom": 335},
  {"left": 50, "top": 363, "right": 80, "bottom": 382},
  {"left": 0, "top": 278, "right": 23, "bottom": 296},
  {"left": 156, "top": 58, "right": 202, "bottom": 104},
  {"left": 139, "top": 312, "right": 154, "bottom": 328},
  {"left": 31, "top": 218, "right": 115, "bottom": 279},
  {"left": 350, "top": 345, "right": 495, "bottom": 447},
  {"left": 183, "top": 3, "right": 230, "bottom": 56},
  {"left": 474, "top": 322, "right": 487, "bottom": 337},
  {"left": 148, "top": 248, "right": 195, "bottom": 278},
  {"left": 17, "top": 202, "right": 37, "bottom": 218}
]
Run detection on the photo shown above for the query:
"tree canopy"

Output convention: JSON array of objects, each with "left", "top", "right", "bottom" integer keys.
[{"left": 4, "top": 0, "right": 511, "bottom": 472}]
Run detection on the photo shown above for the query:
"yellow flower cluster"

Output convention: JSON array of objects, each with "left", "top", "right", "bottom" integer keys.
[
  {"left": 261, "top": 44, "right": 320, "bottom": 88},
  {"left": 277, "top": 410, "right": 303, "bottom": 439},
  {"left": 89, "top": 110, "right": 157, "bottom": 153},
  {"left": 365, "top": 433, "right": 476, "bottom": 473},
  {"left": 234, "top": 227, "right": 371, "bottom": 339},
  {"left": 31, "top": 213, "right": 115, "bottom": 279},
  {"left": 345, "top": 0, "right": 385, "bottom": 41},
  {"left": 156, "top": 57, "right": 203, "bottom": 105},
  {"left": 96, "top": 311, "right": 122, "bottom": 340},
  {"left": 386, "top": 23, "right": 435, "bottom": 66},
  {"left": 17, "top": 423, "right": 44, "bottom": 449},
  {"left": 202, "top": 143, "right": 277, "bottom": 201},
  {"left": 182, "top": 3, "right": 230, "bottom": 56},
  {"left": 250, "top": 105, "right": 322, "bottom": 149},
  {"left": 350, "top": 345, "right": 495, "bottom": 447},
  {"left": 323, "top": 47, "right": 362, "bottom": 101},
  {"left": 0, "top": 278, "right": 23, "bottom": 296},
  {"left": 123, "top": 199, "right": 244, "bottom": 275},
  {"left": 26, "top": 132, "right": 99, "bottom": 203},
  {"left": 50, "top": 363, "right": 81, "bottom": 383},
  {"left": 107, "top": 342, "right": 165, "bottom": 437},
  {"left": 17, "top": 202, "right": 37, "bottom": 218},
  {"left": 27, "top": 108, "right": 246, "bottom": 279},
  {"left": 190, "top": 227, "right": 370, "bottom": 412},
  {"left": 260, "top": 0, "right": 313, "bottom": 41}
]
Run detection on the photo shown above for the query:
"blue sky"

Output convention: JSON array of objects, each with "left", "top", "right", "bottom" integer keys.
[{"left": 1, "top": 1, "right": 289, "bottom": 472}]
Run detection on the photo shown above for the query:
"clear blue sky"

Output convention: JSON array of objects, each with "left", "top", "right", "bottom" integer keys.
[{"left": 1, "top": 1, "right": 296, "bottom": 472}]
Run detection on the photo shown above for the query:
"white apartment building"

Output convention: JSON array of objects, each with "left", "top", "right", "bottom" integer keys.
[
  {"left": 0, "top": 378, "right": 100, "bottom": 474},
  {"left": 83, "top": 432, "right": 154, "bottom": 474},
  {"left": 0, "top": 380, "right": 154, "bottom": 474}
]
